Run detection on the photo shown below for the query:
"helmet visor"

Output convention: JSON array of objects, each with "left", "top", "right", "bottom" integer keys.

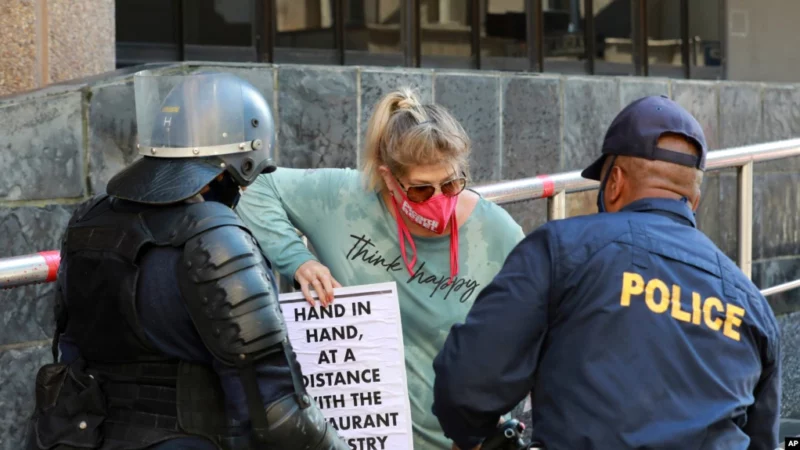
[{"left": 134, "top": 71, "right": 247, "bottom": 156}]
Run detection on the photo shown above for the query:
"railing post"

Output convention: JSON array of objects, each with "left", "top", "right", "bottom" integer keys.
[
  {"left": 737, "top": 161, "right": 754, "bottom": 279},
  {"left": 547, "top": 190, "right": 567, "bottom": 221}
]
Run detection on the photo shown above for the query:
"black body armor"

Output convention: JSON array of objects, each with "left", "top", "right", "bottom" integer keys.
[{"left": 26, "top": 195, "right": 347, "bottom": 450}]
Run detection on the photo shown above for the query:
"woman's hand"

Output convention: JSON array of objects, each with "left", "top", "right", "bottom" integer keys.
[{"left": 294, "top": 260, "right": 342, "bottom": 307}]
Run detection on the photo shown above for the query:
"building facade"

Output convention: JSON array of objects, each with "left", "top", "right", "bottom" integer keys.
[
  {"left": 115, "top": 0, "right": 725, "bottom": 80},
  {"left": 3, "top": 0, "right": 797, "bottom": 97},
  {"left": 112, "top": 0, "right": 786, "bottom": 83}
]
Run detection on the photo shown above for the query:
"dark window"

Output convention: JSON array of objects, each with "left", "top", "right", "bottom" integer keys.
[
  {"left": 592, "top": 0, "right": 635, "bottom": 76},
  {"left": 420, "top": 0, "right": 475, "bottom": 69},
  {"left": 483, "top": 0, "right": 529, "bottom": 71},
  {"left": 646, "top": 0, "right": 685, "bottom": 78},
  {"left": 345, "top": 0, "right": 404, "bottom": 66},
  {"left": 542, "top": 0, "right": 588, "bottom": 74},
  {"left": 115, "top": 0, "right": 181, "bottom": 67},
  {"left": 117, "top": 0, "right": 179, "bottom": 43},
  {"left": 274, "top": 0, "right": 338, "bottom": 64},
  {"left": 689, "top": 0, "right": 722, "bottom": 79},
  {"left": 183, "top": 0, "right": 257, "bottom": 62}
]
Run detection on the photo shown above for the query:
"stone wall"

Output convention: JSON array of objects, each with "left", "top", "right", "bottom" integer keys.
[
  {"left": 0, "top": 0, "right": 115, "bottom": 96},
  {"left": 1, "top": 62, "right": 800, "bottom": 446}
]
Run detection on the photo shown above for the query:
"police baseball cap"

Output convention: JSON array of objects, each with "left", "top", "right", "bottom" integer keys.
[{"left": 581, "top": 95, "right": 708, "bottom": 181}]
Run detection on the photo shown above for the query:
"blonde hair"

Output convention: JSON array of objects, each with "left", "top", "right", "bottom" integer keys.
[{"left": 361, "top": 87, "right": 471, "bottom": 192}]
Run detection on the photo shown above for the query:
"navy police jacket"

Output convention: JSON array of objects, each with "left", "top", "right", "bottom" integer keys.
[{"left": 432, "top": 198, "right": 781, "bottom": 450}]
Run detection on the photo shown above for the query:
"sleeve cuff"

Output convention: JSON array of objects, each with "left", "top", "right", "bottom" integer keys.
[
  {"left": 285, "top": 254, "right": 318, "bottom": 285},
  {"left": 453, "top": 435, "right": 484, "bottom": 450},
  {"left": 433, "top": 402, "right": 492, "bottom": 450}
]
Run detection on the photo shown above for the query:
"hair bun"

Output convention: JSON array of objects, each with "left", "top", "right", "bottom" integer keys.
[
  {"left": 361, "top": 87, "right": 472, "bottom": 193},
  {"left": 394, "top": 88, "right": 420, "bottom": 111},
  {"left": 396, "top": 98, "right": 416, "bottom": 110}
]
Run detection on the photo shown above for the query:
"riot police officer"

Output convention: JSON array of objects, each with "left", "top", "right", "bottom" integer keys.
[
  {"left": 431, "top": 95, "right": 781, "bottom": 450},
  {"left": 25, "top": 71, "right": 349, "bottom": 450}
]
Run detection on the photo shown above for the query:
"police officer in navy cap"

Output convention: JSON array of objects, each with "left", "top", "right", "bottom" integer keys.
[
  {"left": 25, "top": 71, "right": 349, "bottom": 450},
  {"left": 431, "top": 95, "right": 781, "bottom": 450}
]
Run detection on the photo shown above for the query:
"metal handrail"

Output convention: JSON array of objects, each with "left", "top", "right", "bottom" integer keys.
[
  {"left": 761, "top": 279, "right": 800, "bottom": 297},
  {"left": 3, "top": 138, "right": 800, "bottom": 296},
  {"left": 472, "top": 138, "right": 800, "bottom": 204},
  {"left": 473, "top": 137, "right": 800, "bottom": 284}
]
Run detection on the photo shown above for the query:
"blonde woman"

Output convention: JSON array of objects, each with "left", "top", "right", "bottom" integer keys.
[{"left": 236, "top": 88, "right": 525, "bottom": 449}]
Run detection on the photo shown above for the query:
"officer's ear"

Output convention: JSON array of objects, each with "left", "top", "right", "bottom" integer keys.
[
  {"left": 605, "top": 166, "right": 626, "bottom": 207},
  {"left": 691, "top": 170, "right": 703, "bottom": 211},
  {"left": 691, "top": 193, "right": 701, "bottom": 212}
]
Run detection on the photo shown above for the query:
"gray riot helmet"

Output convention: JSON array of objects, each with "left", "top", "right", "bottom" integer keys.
[{"left": 106, "top": 70, "right": 276, "bottom": 205}]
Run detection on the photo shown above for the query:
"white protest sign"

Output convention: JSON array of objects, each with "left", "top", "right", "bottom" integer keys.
[{"left": 279, "top": 282, "right": 413, "bottom": 450}]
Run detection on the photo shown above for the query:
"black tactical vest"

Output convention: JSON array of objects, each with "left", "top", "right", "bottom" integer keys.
[{"left": 50, "top": 195, "right": 252, "bottom": 450}]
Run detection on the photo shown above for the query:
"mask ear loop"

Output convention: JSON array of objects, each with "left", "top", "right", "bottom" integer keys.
[
  {"left": 387, "top": 178, "right": 419, "bottom": 275},
  {"left": 596, "top": 155, "right": 618, "bottom": 213},
  {"left": 447, "top": 214, "right": 459, "bottom": 284}
]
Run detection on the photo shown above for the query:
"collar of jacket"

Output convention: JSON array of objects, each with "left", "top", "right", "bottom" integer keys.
[{"left": 619, "top": 197, "right": 697, "bottom": 228}]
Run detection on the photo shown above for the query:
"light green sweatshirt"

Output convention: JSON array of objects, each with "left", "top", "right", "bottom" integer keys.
[{"left": 237, "top": 168, "right": 525, "bottom": 450}]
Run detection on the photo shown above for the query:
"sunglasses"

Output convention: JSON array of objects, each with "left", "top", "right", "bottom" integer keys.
[{"left": 395, "top": 173, "right": 467, "bottom": 203}]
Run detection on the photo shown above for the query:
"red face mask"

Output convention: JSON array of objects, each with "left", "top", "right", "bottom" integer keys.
[{"left": 389, "top": 183, "right": 460, "bottom": 283}]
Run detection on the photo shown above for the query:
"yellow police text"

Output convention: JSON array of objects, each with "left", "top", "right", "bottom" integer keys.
[{"left": 620, "top": 272, "right": 745, "bottom": 342}]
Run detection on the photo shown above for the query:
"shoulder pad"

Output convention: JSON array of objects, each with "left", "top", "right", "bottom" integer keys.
[
  {"left": 177, "top": 223, "right": 286, "bottom": 365},
  {"left": 70, "top": 194, "right": 110, "bottom": 225},
  {"left": 143, "top": 201, "right": 245, "bottom": 247}
]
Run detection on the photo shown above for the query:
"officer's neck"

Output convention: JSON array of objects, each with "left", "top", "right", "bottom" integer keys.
[{"left": 611, "top": 188, "right": 692, "bottom": 213}]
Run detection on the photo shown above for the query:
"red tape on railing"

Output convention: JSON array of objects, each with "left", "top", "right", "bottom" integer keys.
[
  {"left": 39, "top": 251, "right": 60, "bottom": 282},
  {"left": 536, "top": 175, "right": 555, "bottom": 198}
]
